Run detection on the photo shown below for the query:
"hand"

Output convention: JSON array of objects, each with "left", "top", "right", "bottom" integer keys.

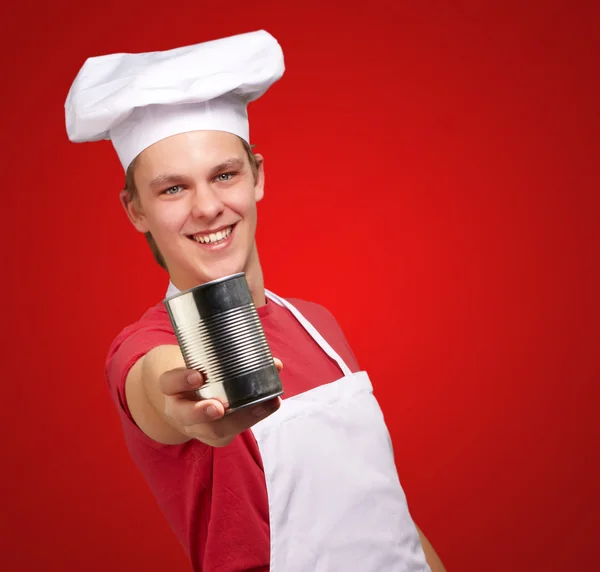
[{"left": 158, "top": 359, "right": 283, "bottom": 447}]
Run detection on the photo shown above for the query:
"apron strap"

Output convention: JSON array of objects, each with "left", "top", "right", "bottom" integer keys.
[{"left": 265, "top": 289, "right": 353, "bottom": 377}]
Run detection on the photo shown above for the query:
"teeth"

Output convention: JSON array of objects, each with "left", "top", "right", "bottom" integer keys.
[{"left": 193, "top": 225, "right": 232, "bottom": 244}]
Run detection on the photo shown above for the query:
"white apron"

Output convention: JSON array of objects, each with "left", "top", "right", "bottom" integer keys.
[{"left": 166, "top": 283, "right": 430, "bottom": 571}]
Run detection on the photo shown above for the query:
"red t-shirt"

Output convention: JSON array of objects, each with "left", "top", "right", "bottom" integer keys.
[{"left": 105, "top": 296, "right": 360, "bottom": 571}]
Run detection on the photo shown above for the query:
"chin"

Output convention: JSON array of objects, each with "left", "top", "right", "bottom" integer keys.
[
  {"left": 169, "top": 243, "right": 253, "bottom": 287},
  {"left": 195, "top": 260, "right": 247, "bottom": 285}
]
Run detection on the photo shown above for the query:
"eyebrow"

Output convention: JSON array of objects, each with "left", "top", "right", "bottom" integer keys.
[
  {"left": 148, "top": 158, "right": 246, "bottom": 190},
  {"left": 148, "top": 173, "right": 188, "bottom": 191},
  {"left": 208, "top": 157, "right": 245, "bottom": 178}
]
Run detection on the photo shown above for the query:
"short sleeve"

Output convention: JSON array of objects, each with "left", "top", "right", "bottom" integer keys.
[{"left": 105, "top": 304, "right": 178, "bottom": 421}]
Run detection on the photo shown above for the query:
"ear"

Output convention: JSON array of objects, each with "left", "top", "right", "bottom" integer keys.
[
  {"left": 253, "top": 153, "right": 265, "bottom": 202},
  {"left": 119, "top": 189, "right": 150, "bottom": 233}
]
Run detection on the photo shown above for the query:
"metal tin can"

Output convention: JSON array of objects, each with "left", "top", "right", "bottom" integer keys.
[{"left": 164, "top": 273, "right": 283, "bottom": 412}]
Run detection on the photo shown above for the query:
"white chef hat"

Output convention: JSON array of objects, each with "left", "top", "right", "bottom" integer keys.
[{"left": 65, "top": 30, "right": 284, "bottom": 171}]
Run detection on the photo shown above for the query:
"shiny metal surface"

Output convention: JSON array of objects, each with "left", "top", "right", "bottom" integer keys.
[{"left": 164, "top": 273, "right": 283, "bottom": 411}]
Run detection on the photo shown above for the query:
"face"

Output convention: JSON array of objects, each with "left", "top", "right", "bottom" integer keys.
[{"left": 122, "top": 131, "right": 265, "bottom": 290}]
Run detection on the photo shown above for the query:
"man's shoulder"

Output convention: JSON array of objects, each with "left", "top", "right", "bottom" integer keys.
[
  {"left": 111, "top": 300, "right": 171, "bottom": 340},
  {"left": 106, "top": 301, "right": 175, "bottom": 366},
  {"left": 281, "top": 296, "right": 360, "bottom": 371},
  {"left": 104, "top": 299, "right": 177, "bottom": 403},
  {"left": 283, "top": 297, "right": 342, "bottom": 329},
  {"left": 284, "top": 296, "right": 326, "bottom": 312}
]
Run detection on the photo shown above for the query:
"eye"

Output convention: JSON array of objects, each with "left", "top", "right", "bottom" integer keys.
[
  {"left": 163, "top": 185, "right": 183, "bottom": 195},
  {"left": 214, "top": 172, "right": 236, "bottom": 182}
]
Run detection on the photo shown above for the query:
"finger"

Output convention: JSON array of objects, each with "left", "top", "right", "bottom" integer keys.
[
  {"left": 213, "top": 397, "right": 281, "bottom": 437},
  {"left": 159, "top": 368, "right": 205, "bottom": 396},
  {"left": 274, "top": 358, "right": 283, "bottom": 372},
  {"left": 167, "top": 396, "right": 227, "bottom": 427}
]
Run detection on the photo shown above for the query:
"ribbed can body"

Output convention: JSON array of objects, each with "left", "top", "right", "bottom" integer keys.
[{"left": 164, "top": 273, "right": 283, "bottom": 411}]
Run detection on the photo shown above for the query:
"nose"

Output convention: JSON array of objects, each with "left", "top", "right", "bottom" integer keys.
[{"left": 190, "top": 184, "right": 225, "bottom": 220}]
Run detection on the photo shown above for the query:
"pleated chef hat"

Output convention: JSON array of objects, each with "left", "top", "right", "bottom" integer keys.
[{"left": 65, "top": 30, "right": 284, "bottom": 171}]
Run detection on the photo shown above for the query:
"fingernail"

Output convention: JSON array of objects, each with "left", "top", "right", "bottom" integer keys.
[
  {"left": 206, "top": 405, "right": 219, "bottom": 419},
  {"left": 187, "top": 372, "right": 201, "bottom": 386}
]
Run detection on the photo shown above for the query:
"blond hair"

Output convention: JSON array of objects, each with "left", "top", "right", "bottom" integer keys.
[{"left": 123, "top": 138, "right": 259, "bottom": 270}]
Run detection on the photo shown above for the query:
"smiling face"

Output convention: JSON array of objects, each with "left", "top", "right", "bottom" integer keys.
[{"left": 121, "top": 130, "right": 265, "bottom": 291}]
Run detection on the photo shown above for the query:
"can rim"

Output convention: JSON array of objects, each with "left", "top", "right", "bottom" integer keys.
[{"left": 164, "top": 272, "right": 246, "bottom": 301}]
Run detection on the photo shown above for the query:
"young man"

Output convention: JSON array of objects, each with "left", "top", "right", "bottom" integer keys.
[{"left": 65, "top": 30, "right": 445, "bottom": 572}]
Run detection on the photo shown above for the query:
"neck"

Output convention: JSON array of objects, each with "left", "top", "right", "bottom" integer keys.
[{"left": 244, "top": 244, "right": 266, "bottom": 307}]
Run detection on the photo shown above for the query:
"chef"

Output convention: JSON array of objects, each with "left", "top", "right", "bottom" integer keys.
[{"left": 65, "top": 30, "right": 445, "bottom": 572}]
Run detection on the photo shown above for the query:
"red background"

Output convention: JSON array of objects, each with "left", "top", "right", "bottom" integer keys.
[{"left": 1, "top": 1, "right": 598, "bottom": 570}]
